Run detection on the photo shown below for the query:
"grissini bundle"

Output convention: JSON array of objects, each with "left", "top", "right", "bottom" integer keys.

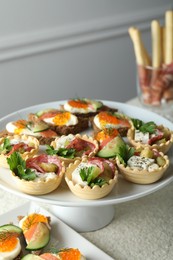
[{"left": 129, "top": 10, "right": 173, "bottom": 106}]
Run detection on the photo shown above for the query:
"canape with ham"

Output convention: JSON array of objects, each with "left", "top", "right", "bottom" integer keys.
[
  {"left": 0, "top": 135, "right": 39, "bottom": 168},
  {"left": 127, "top": 118, "right": 173, "bottom": 153},
  {"left": 7, "top": 152, "right": 65, "bottom": 195},
  {"left": 47, "top": 134, "right": 99, "bottom": 166},
  {"left": 65, "top": 157, "right": 118, "bottom": 199}
]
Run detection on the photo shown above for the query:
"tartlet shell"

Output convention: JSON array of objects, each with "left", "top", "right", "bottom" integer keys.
[
  {"left": 0, "top": 134, "right": 39, "bottom": 168},
  {"left": 51, "top": 134, "right": 99, "bottom": 167},
  {"left": 10, "top": 162, "right": 65, "bottom": 195},
  {"left": 65, "top": 158, "right": 118, "bottom": 200},
  {"left": 116, "top": 153, "right": 169, "bottom": 184},
  {"left": 127, "top": 125, "right": 173, "bottom": 154}
]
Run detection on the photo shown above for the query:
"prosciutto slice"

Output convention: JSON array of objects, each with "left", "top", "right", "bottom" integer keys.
[{"left": 26, "top": 154, "right": 62, "bottom": 174}]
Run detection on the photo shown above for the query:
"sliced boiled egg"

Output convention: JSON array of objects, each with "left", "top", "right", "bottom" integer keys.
[
  {"left": 0, "top": 235, "right": 21, "bottom": 260},
  {"left": 43, "top": 112, "right": 78, "bottom": 126},
  {"left": 64, "top": 99, "right": 97, "bottom": 114},
  {"left": 6, "top": 120, "right": 28, "bottom": 135},
  {"left": 18, "top": 213, "right": 50, "bottom": 233},
  {"left": 94, "top": 112, "right": 130, "bottom": 130}
]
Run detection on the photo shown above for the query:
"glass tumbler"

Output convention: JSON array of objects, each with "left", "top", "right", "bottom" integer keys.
[{"left": 137, "top": 63, "right": 173, "bottom": 110}]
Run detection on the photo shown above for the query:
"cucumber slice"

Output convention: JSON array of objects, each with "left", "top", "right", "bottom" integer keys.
[
  {"left": 0, "top": 224, "right": 23, "bottom": 234},
  {"left": 36, "top": 108, "right": 55, "bottom": 117},
  {"left": 27, "top": 122, "right": 49, "bottom": 133},
  {"left": 22, "top": 255, "right": 42, "bottom": 260},
  {"left": 26, "top": 222, "right": 50, "bottom": 251},
  {"left": 97, "top": 135, "right": 125, "bottom": 158}
]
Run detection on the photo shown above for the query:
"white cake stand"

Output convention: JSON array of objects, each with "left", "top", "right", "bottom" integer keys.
[{"left": 0, "top": 100, "right": 173, "bottom": 232}]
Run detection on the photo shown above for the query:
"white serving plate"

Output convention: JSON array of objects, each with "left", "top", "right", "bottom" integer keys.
[
  {"left": 0, "top": 100, "right": 173, "bottom": 231},
  {"left": 0, "top": 201, "right": 114, "bottom": 259}
]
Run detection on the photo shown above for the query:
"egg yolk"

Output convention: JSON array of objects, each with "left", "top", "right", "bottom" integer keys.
[
  {"left": 21, "top": 213, "right": 48, "bottom": 233},
  {"left": 14, "top": 119, "right": 27, "bottom": 134},
  {"left": 95, "top": 128, "right": 119, "bottom": 142},
  {"left": 58, "top": 248, "right": 81, "bottom": 260},
  {"left": 53, "top": 112, "right": 71, "bottom": 126},
  {"left": 68, "top": 100, "right": 89, "bottom": 109},
  {"left": 0, "top": 236, "right": 18, "bottom": 252}
]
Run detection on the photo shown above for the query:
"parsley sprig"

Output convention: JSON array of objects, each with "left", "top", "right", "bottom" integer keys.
[
  {"left": 79, "top": 166, "right": 107, "bottom": 187},
  {"left": 131, "top": 118, "right": 157, "bottom": 134},
  {"left": 7, "top": 152, "right": 36, "bottom": 181},
  {"left": 0, "top": 138, "right": 12, "bottom": 154},
  {"left": 46, "top": 145, "right": 76, "bottom": 158}
]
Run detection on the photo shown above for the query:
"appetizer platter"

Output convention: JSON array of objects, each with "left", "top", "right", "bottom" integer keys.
[
  {"left": 0, "top": 99, "right": 173, "bottom": 231},
  {"left": 0, "top": 201, "right": 114, "bottom": 259}
]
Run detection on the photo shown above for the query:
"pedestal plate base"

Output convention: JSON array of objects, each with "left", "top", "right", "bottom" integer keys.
[{"left": 50, "top": 204, "right": 115, "bottom": 232}]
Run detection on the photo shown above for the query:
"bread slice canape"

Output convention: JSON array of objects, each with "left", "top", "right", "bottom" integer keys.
[
  {"left": 28, "top": 109, "right": 89, "bottom": 135},
  {"left": 0, "top": 134, "right": 39, "bottom": 168},
  {"left": 116, "top": 147, "right": 169, "bottom": 184},
  {"left": 0, "top": 224, "right": 23, "bottom": 260},
  {"left": 65, "top": 157, "right": 118, "bottom": 199},
  {"left": 7, "top": 152, "right": 65, "bottom": 195},
  {"left": 22, "top": 248, "right": 86, "bottom": 259},
  {"left": 6, "top": 119, "right": 58, "bottom": 145},
  {"left": 127, "top": 118, "right": 173, "bottom": 153},
  {"left": 91, "top": 111, "right": 131, "bottom": 137},
  {"left": 61, "top": 98, "right": 118, "bottom": 120},
  {"left": 18, "top": 213, "right": 51, "bottom": 254},
  {"left": 47, "top": 134, "right": 99, "bottom": 166}
]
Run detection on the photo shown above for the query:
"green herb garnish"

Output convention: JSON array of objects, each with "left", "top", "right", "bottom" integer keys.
[
  {"left": 116, "top": 143, "right": 135, "bottom": 165},
  {"left": 7, "top": 151, "right": 36, "bottom": 181},
  {"left": 131, "top": 118, "right": 157, "bottom": 134},
  {"left": 0, "top": 138, "right": 12, "bottom": 154},
  {"left": 46, "top": 145, "right": 76, "bottom": 158},
  {"left": 79, "top": 166, "right": 107, "bottom": 187}
]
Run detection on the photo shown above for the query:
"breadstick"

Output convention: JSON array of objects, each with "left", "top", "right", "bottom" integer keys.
[
  {"left": 128, "top": 27, "right": 146, "bottom": 65},
  {"left": 161, "top": 26, "right": 166, "bottom": 64},
  {"left": 151, "top": 20, "right": 162, "bottom": 68},
  {"left": 165, "top": 10, "right": 173, "bottom": 64}
]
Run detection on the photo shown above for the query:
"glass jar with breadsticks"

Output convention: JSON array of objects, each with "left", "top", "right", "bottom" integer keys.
[{"left": 129, "top": 10, "right": 173, "bottom": 110}]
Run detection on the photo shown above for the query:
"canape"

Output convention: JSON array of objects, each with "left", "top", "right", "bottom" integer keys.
[
  {"left": 116, "top": 147, "right": 169, "bottom": 184},
  {"left": 28, "top": 109, "right": 89, "bottom": 135},
  {"left": 47, "top": 134, "right": 99, "bottom": 166},
  {"left": 91, "top": 111, "right": 131, "bottom": 137},
  {"left": 61, "top": 98, "right": 118, "bottom": 119},
  {"left": 65, "top": 157, "right": 118, "bottom": 199},
  {"left": 127, "top": 118, "right": 173, "bottom": 153},
  {"left": 6, "top": 119, "right": 58, "bottom": 145},
  {"left": 0, "top": 134, "right": 39, "bottom": 168},
  {"left": 7, "top": 152, "right": 65, "bottom": 195}
]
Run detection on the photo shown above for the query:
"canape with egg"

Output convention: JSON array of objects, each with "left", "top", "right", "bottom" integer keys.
[
  {"left": 116, "top": 146, "right": 169, "bottom": 184},
  {"left": 127, "top": 118, "right": 173, "bottom": 153},
  {"left": 46, "top": 134, "right": 99, "bottom": 166},
  {"left": 0, "top": 224, "right": 23, "bottom": 260},
  {"left": 0, "top": 135, "right": 39, "bottom": 168},
  {"left": 22, "top": 248, "right": 86, "bottom": 259},
  {"left": 91, "top": 111, "right": 131, "bottom": 137},
  {"left": 18, "top": 213, "right": 51, "bottom": 253},
  {"left": 7, "top": 152, "right": 65, "bottom": 195},
  {"left": 65, "top": 157, "right": 118, "bottom": 199},
  {"left": 62, "top": 98, "right": 117, "bottom": 119},
  {"left": 28, "top": 110, "right": 89, "bottom": 135},
  {"left": 6, "top": 119, "right": 58, "bottom": 145}
]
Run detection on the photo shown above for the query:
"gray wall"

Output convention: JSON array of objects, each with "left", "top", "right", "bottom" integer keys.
[{"left": 0, "top": 0, "right": 172, "bottom": 117}]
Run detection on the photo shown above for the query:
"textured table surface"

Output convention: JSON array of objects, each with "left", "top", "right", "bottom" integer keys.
[{"left": 0, "top": 98, "right": 173, "bottom": 260}]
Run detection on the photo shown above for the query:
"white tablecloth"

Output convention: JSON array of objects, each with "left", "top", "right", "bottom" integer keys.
[{"left": 0, "top": 98, "right": 173, "bottom": 260}]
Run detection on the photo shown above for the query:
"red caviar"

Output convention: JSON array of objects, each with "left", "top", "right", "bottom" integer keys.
[
  {"left": 68, "top": 100, "right": 89, "bottom": 109},
  {"left": 53, "top": 112, "right": 71, "bottom": 126}
]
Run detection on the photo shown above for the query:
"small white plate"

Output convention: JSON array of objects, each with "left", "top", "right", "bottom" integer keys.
[{"left": 0, "top": 201, "right": 114, "bottom": 259}]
